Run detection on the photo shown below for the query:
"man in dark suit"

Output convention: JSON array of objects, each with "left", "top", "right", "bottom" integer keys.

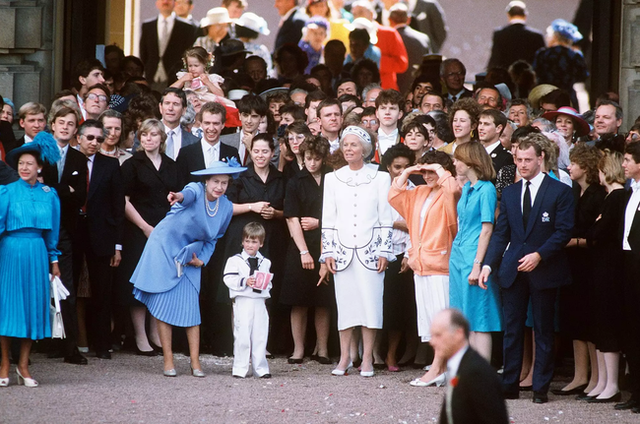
[
  {"left": 619, "top": 141, "right": 640, "bottom": 413},
  {"left": 478, "top": 109, "right": 513, "bottom": 177},
  {"left": 409, "top": 0, "right": 447, "bottom": 54},
  {"left": 273, "top": 0, "right": 308, "bottom": 52},
  {"left": 139, "top": 0, "right": 197, "bottom": 90},
  {"left": 74, "top": 120, "right": 125, "bottom": 360},
  {"left": 41, "top": 106, "right": 89, "bottom": 365},
  {"left": 480, "top": 135, "right": 574, "bottom": 404},
  {"left": 178, "top": 102, "right": 239, "bottom": 185},
  {"left": 431, "top": 309, "right": 508, "bottom": 424},
  {"left": 9, "top": 102, "right": 47, "bottom": 152},
  {"left": 389, "top": 3, "right": 431, "bottom": 96},
  {"left": 487, "top": 1, "right": 545, "bottom": 70},
  {"left": 220, "top": 94, "right": 267, "bottom": 166},
  {"left": 159, "top": 88, "right": 200, "bottom": 160},
  {"left": 441, "top": 58, "right": 473, "bottom": 103}
]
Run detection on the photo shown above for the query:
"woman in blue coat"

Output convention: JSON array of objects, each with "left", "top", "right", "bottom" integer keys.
[
  {"left": 0, "top": 133, "right": 61, "bottom": 388},
  {"left": 131, "top": 160, "right": 246, "bottom": 377},
  {"left": 449, "top": 142, "right": 502, "bottom": 362}
]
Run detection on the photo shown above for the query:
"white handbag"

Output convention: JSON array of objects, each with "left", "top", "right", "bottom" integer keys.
[{"left": 49, "top": 275, "right": 68, "bottom": 339}]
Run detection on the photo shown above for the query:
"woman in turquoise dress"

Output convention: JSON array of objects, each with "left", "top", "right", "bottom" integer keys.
[
  {"left": 131, "top": 160, "right": 245, "bottom": 378},
  {"left": 0, "top": 133, "right": 61, "bottom": 388},
  {"left": 449, "top": 142, "right": 502, "bottom": 362}
]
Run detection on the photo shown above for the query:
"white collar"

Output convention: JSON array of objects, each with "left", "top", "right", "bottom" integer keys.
[
  {"left": 524, "top": 170, "right": 545, "bottom": 188},
  {"left": 631, "top": 179, "right": 640, "bottom": 192},
  {"left": 24, "top": 134, "right": 34, "bottom": 143},
  {"left": 509, "top": 18, "right": 526, "bottom": 25},
  {"left": 446, "top": 343, "right": 469, "bottom": 380},
  {"left": 86, "top": 154, "right": 96, "bottom": 162},
  {"left": 378, "top": 128, "right": 399, "bottom": 139},
  {"left": 483, "top": 140, "right": 501, "bottom": 154},
  {"left": 240, "top": 250, "right": 264, "bottom": 261},
  {"left": 280, "top": 6, "right": 297, "bottom": 20},
  {"left": 164, "top": 123, "right": 180, "bottom": 135},
  {"left": 201, "top": 137, "right": 220, "bottom": 150},
  {"left": 158, "top": 12, "right": 176, "bottom": 24},
  {"left": 58, "top": 143, "right": 69, "bottom": 154},
  {"left": 334, "top": 163, "right": 378, "bottom": 187}
]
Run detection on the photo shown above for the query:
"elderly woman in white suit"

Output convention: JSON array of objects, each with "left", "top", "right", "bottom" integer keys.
[{"left": 319, "top": 126, "right": 395, "bottom": 377}]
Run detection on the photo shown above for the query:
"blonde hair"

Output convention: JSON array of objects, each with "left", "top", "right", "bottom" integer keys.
[
  {"left": 136, "top": 119, "right": 167, "bottom": 154},
  {"left": 454, "top": 142, "right": 496, "bottom": 181},
  {"left": 598, "top": 150, "right": 626, "bottom": 186}
]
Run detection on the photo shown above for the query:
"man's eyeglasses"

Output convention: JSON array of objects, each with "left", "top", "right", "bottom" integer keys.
[
  {"left": 361, "top": 119, "right": 378, "bottom": 126},
  {"left": 84, "top": 134, "right": 105, "bottom": 143},
  {"left": 87, "top": 93, "right": 108, "bottom": 103}
]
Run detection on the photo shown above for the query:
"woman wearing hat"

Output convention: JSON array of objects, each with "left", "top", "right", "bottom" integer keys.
[
  {"left": 0, "top": 132, "right": 61, "bottom": 387},
  {"left": 533, "top": 19, "right": 588, "bottom": 108},
  {"left": 319, "top": 126, "right": 395, "bottom": 377},
  {"left": 194, "top": 7, "right": 232, "bottom": 53},
  {"left": 234, "top": 12, "right": 274, "bottom": 78},
  {"left": 543, "top": 106, "right": 590, "bottom": 147},
  {"left": 130, "top": 159, "right": 246, "bottom": 377}
]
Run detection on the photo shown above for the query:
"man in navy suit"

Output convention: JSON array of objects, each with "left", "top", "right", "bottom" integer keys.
[
  {"left": 273, "top": 0, "right": 308, "bottom": 52},
  {"left": 177, "top": 101, "right": 240, "bottom": 185},
  {"left": 480, "top": 134, "right": 574, "bottom": 404},
  {"left": 487, "top": 1, "right": 545, "bottom": 70}
]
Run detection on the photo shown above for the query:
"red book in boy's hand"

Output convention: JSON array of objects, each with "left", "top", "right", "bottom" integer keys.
[{"left": 253, "top": 271, "right": 272, "bottom": 290}]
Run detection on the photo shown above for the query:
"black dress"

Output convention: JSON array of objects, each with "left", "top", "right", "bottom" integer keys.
[
  {"left": 215, "top": 164, "right": 287, "bottom": 302},
  {"left": 561, "top": 182, "right": 606, "bottom": 341},
  {"left": 586, "top": 188, "right": 625, "bottom": 352},
  {"left": 116, "top": 152, "right": 180, "bottom": 306},
  {"left": 280, "top": 167, "right": 334, "bottom": 307}
]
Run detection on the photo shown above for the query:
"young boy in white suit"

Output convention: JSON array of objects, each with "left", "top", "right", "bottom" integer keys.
[{"left": 223, "top": 222, "right": 273, "bottom": 378}]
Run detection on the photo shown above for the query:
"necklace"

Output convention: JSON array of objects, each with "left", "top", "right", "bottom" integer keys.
[{"left": 205, "top": 196, "right": 220, "bottom": 217}]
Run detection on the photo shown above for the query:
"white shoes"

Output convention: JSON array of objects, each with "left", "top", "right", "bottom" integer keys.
[
  {"left": 16, "top": 368, "right": 38, "bottom": 387},
  {"left": 331, "top": 361, "right": 353, "bottom": 376},
  {"left": 410, "top": 372, "right": 446, "bottom": 387},
  {"left": 0, "top": 377, "right": 8, "bottom": 387},
  {"left": 360, "top": 370, "right": 374, "bottom": 377}
]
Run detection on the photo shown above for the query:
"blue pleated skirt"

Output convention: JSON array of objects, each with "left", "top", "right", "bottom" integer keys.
[
  {"left": 0, "top": 232, "right": 51, "bottom": 340},
  {"left": 133, "top": 277, "right": 200, "bottom": 327}
]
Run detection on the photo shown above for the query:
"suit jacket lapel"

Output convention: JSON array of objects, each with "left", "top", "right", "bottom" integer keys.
[
  {"left": 195, "top": 143, "right": 206, "bottom": 170},
  {"left": 88, "top": 155, "right": 103, "bottom": 200},
  {"left": 524, "top": 174, "right": 550, "bottom": 238}
]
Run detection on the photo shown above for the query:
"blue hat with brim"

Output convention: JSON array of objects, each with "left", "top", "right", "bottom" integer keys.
[
  {"left": 551, "top": 19, "right": 582, "bottom": 43},
  {"left": 190, "top": 157, "right": 247, "bottom": 178},
  {"left": 6, "top": 131, "right": 61, "bottom": 170}
]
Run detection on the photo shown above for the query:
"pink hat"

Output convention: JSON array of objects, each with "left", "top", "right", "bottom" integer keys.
[{"left": 542, "top": 107, "right": 590, "bottom": 137}]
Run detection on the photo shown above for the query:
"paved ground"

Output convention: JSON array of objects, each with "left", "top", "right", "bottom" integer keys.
[{"left": 0, "top": 352, "right": 637, "bottom": 424}]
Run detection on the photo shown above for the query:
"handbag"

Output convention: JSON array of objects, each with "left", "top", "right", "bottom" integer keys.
[{"left": 49, "top": 275, "right": 68, "bottom": 339}]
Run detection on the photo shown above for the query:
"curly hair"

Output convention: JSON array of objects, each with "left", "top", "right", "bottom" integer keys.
[
  {"left": 569, "top": 143, "right": 603, "bottom": 185},
  {"left": 448, "top": 97, "right": 482, "bottom": 132},
  {"left": 299, "top": 135, "right": 330, "bottom": 161}
]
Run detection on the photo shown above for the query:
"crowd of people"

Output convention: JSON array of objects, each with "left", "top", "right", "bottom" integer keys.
[{"left": 0, "top": 0, "right": 639, "bottom": 418}]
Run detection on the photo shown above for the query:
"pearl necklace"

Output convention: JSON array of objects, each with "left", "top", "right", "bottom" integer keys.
[{"left": 205, "top": 196, "right": 220, "bottom": 217}]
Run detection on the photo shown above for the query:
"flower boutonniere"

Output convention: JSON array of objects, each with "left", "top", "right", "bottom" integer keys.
[{"left": 450, "top": 375, "right": 459, "bottom": 388}]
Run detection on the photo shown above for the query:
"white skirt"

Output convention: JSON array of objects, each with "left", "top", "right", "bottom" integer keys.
[
  {"left": 334, "top": 260, "right": 384, "bottom": 331},
  {"left": 414, "top": 275, "right": 449, "bottom": 342}
]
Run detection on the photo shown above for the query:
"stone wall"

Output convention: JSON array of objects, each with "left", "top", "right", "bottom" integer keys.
[
  {"left": 0, "top": 0, "right": 59, "bottom": 112},
  {"left": 620, "top": 0, "right": 640, "bottom": 131}
]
